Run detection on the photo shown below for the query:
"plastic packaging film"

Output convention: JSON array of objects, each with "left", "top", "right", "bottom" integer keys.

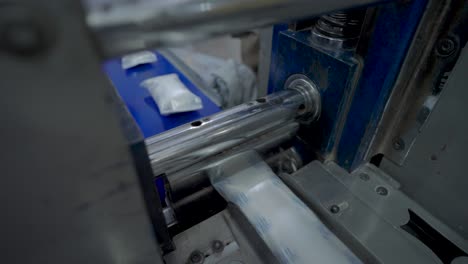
[
  {"left": 121, "top": 50, "right": 157, "bottom": 69},
  {"left": 208, "top": 151, "right": 362, "bottom": 264},
  {"left": 141, "top": 73, "right": 203, "bottom": 115}
]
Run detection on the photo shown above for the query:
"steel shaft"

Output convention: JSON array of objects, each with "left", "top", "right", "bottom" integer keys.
[{"left": 145, "top": 78, "right": 320, "bottom": 177}]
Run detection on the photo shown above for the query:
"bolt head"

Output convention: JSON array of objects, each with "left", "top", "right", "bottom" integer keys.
[
  {"left": 330, "top": 205, "right": 340, "bottom": 214},
  {"left": 392, "top": 137, "right": 405, "bottom": 151},
  {"left": 211, "top": 240, "right": 224, "bottom": 253},
  {"left": 436, "top": 38, "right": 457, "bottom": 57},
  {"left": 189, "top": 251, "right": 204, "bottom": 264},
  {"left": 376, "top": 186, "right": 388, "bottom": 196}
]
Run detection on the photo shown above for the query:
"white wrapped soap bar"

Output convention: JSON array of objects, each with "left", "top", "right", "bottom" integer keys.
[{"left": 141, "top": 73, "right": 203, "bottom": 116}]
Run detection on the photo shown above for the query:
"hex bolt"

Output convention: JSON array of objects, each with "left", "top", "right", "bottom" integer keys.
[
  {"left": 189, "top": 250, "right": 205, "bottom": 264},
  {"left": 211, "top": 240, "right": 224, "bottom": 253},
  {"left": 392, "top": 137, "right": 405, "bottom": 151},
  {"left": 329, "top": 204, "right": 340, "bottom": 214},
  {"left": 376, "top": 186, "right": 388, "bottom": 196},
  {"left": 436, "top": 37, "right": 456, "bottom": 57}
]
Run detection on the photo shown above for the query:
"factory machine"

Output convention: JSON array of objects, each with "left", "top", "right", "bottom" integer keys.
[{"left": 2, "top": 0, "right": 468, "bottom": 263}]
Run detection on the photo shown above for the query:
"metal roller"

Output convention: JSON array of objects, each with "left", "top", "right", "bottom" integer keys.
[
  {"left": 167, "top": 122, "right": 300, "bottom": 201},
  {"left": 145, "top": 74, "right": 321, "bottom": 178}
]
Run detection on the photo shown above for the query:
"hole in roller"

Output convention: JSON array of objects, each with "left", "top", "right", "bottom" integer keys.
[
  {"left": 256, "top": 98, "right": 267, "bottom": 103},
  {"left": 297, "top": 104, "right": 306, "bottom": 113},
  {"left": 191, "top": 120, "right": 202, "bottom": 127}
]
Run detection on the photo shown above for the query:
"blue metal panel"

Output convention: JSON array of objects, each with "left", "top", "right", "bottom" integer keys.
[
  {"left": 268, "top": 0, "right": 427, "bottom": 168},
  {"left": 335, "top": 0, "right": 428, "bottom": 169},
  {"left": 271, "top": 30, "right": 361, "bottom": 158},
  {"left": 103, "top": 51, "right": 220, "bottom": 139},
  {"left": 103, "top": 51, "right": 221, "bottom": 203},
  {"left": 268, "top": 24, "right": 289, "bottom": 94}
]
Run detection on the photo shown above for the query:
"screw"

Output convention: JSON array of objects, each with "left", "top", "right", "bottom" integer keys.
[
  {"left": 436, "top": 38, "right": 456, "bottom": 57},
  {"left": 189, "top": 250, "right": 204, "bottom": 264},
  {"left": 359, "top": 173, "right": 370, "bottom": 181},
  {"left": 376, "top": 186, "right": 388, "bottom": 196},
  {"left": 330, "top": 205, "right": 340, "bottom": 214},
  {"left": 392, "top": 137, "right": 405, "bottom": 151},
  {"left": 211, "top": 240, "right": 224, "bottom": 253}
]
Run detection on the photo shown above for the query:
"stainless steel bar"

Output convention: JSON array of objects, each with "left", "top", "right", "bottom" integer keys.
[
  {"left": 146, "top": 90, "right": 301, "bottom": 176},
  {"left": 145, "top": 82, "right": 319, "bottom": 177},
  {"left": 168, "top": 122, "right": 300, "bottom": 201},
  {"left": 85, "top": 0, "right": 386, "bottom": 57}
]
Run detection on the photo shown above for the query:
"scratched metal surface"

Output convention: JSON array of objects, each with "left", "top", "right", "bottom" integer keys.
[
  {"left": 270, "top": 30, "right": 361, "bottom": 161},
  {"left": 336, "top": 0, "right": 428, "bottom": 169},
  {"left": 380, "top": 45, "right": 468, "bottom": 241}
]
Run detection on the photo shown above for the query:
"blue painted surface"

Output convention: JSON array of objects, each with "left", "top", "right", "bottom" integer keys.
[
  {"left": 271, "top": 30, "right": 361, "bottom": 157},
  {"left": 268, "top": 24, "right": 289, "bottom": 94},
  {"left": 103, "top": 51, "right": 221, "bottom": 203},
  {"left": 268, "top": 0, "right": 427, "bottom": 169},
  {"left": 335, "top": 0, "right": 428, "bottom": 169},
  {"left": 103, "top": 51, "right": 220, "bottom": 139}
]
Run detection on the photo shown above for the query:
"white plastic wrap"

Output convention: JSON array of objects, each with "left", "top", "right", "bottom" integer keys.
[
  {"left": 208, "top": 151, "right": 362, "bottom": 264},
  {"left": 211, "top": 59, "right": 257, "bottom": 108},
  {"left": 121, "top": 51, "right": 157, "bottom": 69},
  {"left": 168, "top": 48, "right": 257, "bottom": 108},
  {"left": 141, "top": 73, "right": 203, "bottom": 116}
]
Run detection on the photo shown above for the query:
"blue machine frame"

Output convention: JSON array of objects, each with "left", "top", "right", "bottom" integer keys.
[
  {"left": 104, "top": 51, "right": 221, "bottom": 202},
  {"left": 268, "top": 0, "right": 428, "bottom": 170},
  {"left": 104, "top": 51, "right": 220, "bottom": 139}
]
